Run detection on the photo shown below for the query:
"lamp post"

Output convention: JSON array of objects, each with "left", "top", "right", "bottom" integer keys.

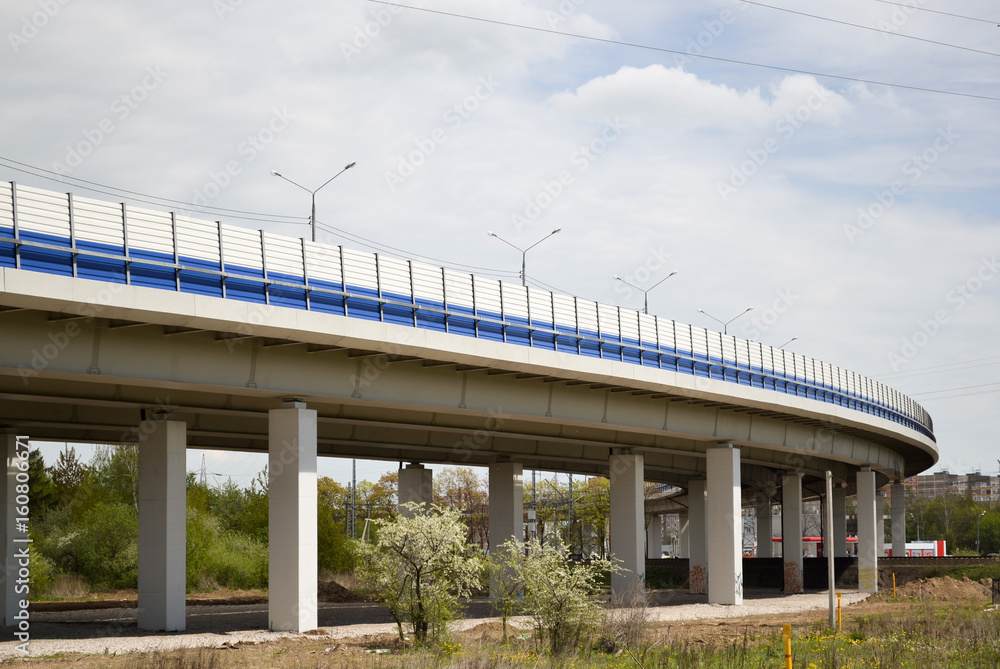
[
  {"left": 487, "top": 228, "right": 561, "bottom": 287},
  {"left": 614, "top": 271, "right": 677, "bottom": 314},
  {"left": 977, "top": 510, "right": 987, "bottom": 555},
  {"left": 778, "top": 336, "right": 798, "bottom": 348},
  {"left": 697, "top": 306, "right": 754, "bottom": 335},
  {"left": 271, "top": 161, "right": 356, "bottom": 242}
]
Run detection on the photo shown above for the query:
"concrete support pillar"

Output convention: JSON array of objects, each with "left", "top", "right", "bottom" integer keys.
[
  {"left": 268, "top": 401, "right": 318, "bottom": 632},
  {"left": 782, "top": 472, "right": 804, "bottom": 593},
  {"left": 677, "top": 512, "right": 689, "bottom": 559},
  {"left": 891, "top": 483, "right": 906, "bottom": 557},
  {"left": 857, "top": 469, "right": 878, "bottom": 593},
  {"left": 488, "top": 461, "right": 523, "bottom": 603},
  {"left": 756, "top": 494, "right": 773, "bottom": 558},
  {"left": 688, "top": 480, "right": 707, "bottom": 593},
  {"left": 609, "top": 449, "right": 644, "bottom": 597},
  {"left": 138, "top": 420, "right": 187, "bottom": 631},
  {"left": 1, "top": 433, "right": 25, "bottom": 628},
  {"left": 398, "top": 463, "right": 433, "bottom": 517},
  {"left": 646, "top": 515, "right": 662, "bottom": 559},
  {"left": 706, "top": 444, "right": 742, "bottom": 605},
  {"left": 833, "top": 485, "right": 848, "bottom": 557},
  {"left": 877, "top": 492, "right": 887, "bottom": 557}
]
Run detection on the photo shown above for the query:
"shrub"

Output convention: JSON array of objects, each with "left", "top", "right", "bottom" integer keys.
[
  {"left": 357, "top": 503, "right": 485, "bottom": 645},
  {"left": 495, "top": 537, "right": 622, "bottom": 655}
]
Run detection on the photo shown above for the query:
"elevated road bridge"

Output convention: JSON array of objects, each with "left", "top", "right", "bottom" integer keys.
[{"left": 0, "top": 182, "right": 937, "bottom": 632}]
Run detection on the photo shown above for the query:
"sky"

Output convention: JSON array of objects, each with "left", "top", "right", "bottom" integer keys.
[{"left": 2, "top": 0, "right": 999, "bottom": 487}]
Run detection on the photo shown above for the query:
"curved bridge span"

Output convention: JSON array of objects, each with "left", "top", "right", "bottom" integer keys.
[{"left": 0, "top": 182, "right": 937, "bottom": 631}]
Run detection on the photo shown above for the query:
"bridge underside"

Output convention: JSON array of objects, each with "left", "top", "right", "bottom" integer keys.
[{"left": 0, "top": 272, "right": 936, "bottom": 631}]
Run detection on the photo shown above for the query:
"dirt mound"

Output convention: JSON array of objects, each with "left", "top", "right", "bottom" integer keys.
[
  {"left": 319, "top": 579, "right": 368, "bottom": 603},
  {"left": 886, "top": 576, "right": 992, "bottom": 602}
]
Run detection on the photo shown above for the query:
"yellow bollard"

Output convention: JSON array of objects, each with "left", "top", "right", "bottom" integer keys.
[
  {"left": 837, "top": 592, "right": 842, "bottom": 632},
  {"left": 893, "top": 572, "right": 896, "bottom": 598},
  {"left": 783, "top": 624, "right": 793, "bottom": 669}
]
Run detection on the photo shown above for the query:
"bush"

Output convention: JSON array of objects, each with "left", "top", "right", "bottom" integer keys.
[
  {"left": 187, "top": 507, "right": 267, "bottom": 591},
  {"left": 495, "top": 537, "right": 622, "bottom": 655},
  {"left": 357, "top": 503, "right": 484, "bottom": 645}
]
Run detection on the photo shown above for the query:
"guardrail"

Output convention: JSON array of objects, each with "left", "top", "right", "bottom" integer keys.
[{"left": 0, "top": 181, "right": 934, "bottom": 440}]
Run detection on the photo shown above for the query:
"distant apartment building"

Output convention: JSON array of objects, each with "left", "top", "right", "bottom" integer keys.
[{"left": 903, "top": 471, "right": 1000, "bottom": 502}]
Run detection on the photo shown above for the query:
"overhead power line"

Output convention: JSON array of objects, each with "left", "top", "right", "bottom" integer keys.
[
  {"left": 741, "top": 0, "right": 1000, "bottom": 59},
  {"left": 873, "top": 0, "right": 1000, "bottom": 26},
  {"left": 368, "top": 0, "right": 1000, "bottom": 102},
  {"left": 0, "top": 156, "right": 526, "bottom": 280},
  {"left": 0, "top": 155, "right": 306, "bottom": 226}
]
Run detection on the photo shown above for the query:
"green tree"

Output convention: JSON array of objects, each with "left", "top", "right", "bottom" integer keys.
[
  {"left": 357, "top": 503, "right": 484, "bottom": 645},
  {"left": 50, "top": 445, "right": 87, "bottom": 508}
]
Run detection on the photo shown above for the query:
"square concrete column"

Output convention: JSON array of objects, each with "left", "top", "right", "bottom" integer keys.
[
  {"left": 756, "top": 495, "right": 773, "bottom": 558},
  {"left": 399, "top": 463, "right": 433, "bottom": 517},
  {"left": 488, "top": 461, "right": 523, "bottom": 603},
  {"left": 688, "top": 479, "right": 707, "bottom": 593},
  {"left": 856, "top": 469, "right": 878, "bottom": 592},
  {"left": 646, "top": 515, "right": 663, "bottom": 559},
  {"left": 706, "top": 445, "right": 742, "bottom": 605},
  {"left": 1, "top": 433, "right": 26, "bottom": 628},
  {"left": 609, "top": 449, "right": 644, "bottom": 597},
  {"left": 876, "top": 492, "right": 887, "bottom": 557},
  {"left": 677, "top": 512, "right": 689, "bottom": 559},
  {"left": 833, "top": 484, "right": 848, "bottom": 557},
  {"left": 268, "top": 401, "right": 318, "bottom": 632},
  {"left": 138, "top": 420, "right": 187, "bottom": 631},
  {"left": 782, "top": 472, "right": 803, "bottom": 593},
  {"left": 891, "top": 483, "right": 906, "bottom": 557}
]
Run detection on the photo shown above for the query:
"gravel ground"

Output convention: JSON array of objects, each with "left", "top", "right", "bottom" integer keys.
[{"left": 0, "top": 588, "right": 870, "bottom": 659}]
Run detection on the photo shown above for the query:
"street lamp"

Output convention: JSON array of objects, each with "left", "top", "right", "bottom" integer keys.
[
  {"left": 977, "top": 510, "right": 987, "bottom": 555},
  {"left": 697, "top": 306, "right": 754, "bottom": 335},
  {"left": 487, "top": 228, "right": 561, "bottom": 287},
  {"left": 271, "top": 161, "right": 356, "bottom": 242},
  {"left": 614, "top": 271, "right": 677, "bottom": 314},
  {"left": 778, "top": 336, "right": 798, "bottom": 348}
]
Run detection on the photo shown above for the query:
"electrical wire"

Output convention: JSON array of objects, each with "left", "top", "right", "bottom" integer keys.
[
  {"left": 873, "top": 0, "right": 1000, "bottom": 26},
  {"left": 367, "top": 0, "right": 1000, "bottom": 102},
  {"left": 313, "top": 221, "right": 522, "bottom": 277},
  {"left": 741, "top": 0, "right": 1000, "bottom": 59},
  {"left": 876, "top": 356, "right": 1000, "bottom": 380},
  {"left": 908, "top": 381, "right": 1000, "bottom": 397},
  {"left": 0, "top": 155, "right": 307, "bottom": 225}
]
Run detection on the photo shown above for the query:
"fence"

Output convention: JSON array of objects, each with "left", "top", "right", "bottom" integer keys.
[{"left": 0, "top": 181, "right": 934, "bottom": 440}]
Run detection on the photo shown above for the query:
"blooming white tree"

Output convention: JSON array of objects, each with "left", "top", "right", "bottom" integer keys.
[{"left": 357, "top": 502, "right": 484, "bottom": 645}]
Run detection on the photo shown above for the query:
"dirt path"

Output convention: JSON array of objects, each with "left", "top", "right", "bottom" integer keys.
[{"left": 0, "top": 588, "right": 874, "bottom": 660}]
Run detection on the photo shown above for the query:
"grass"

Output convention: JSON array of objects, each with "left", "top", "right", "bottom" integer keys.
[{"left": 18, "top": 602, "right": 1000, "bottom": 668}]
